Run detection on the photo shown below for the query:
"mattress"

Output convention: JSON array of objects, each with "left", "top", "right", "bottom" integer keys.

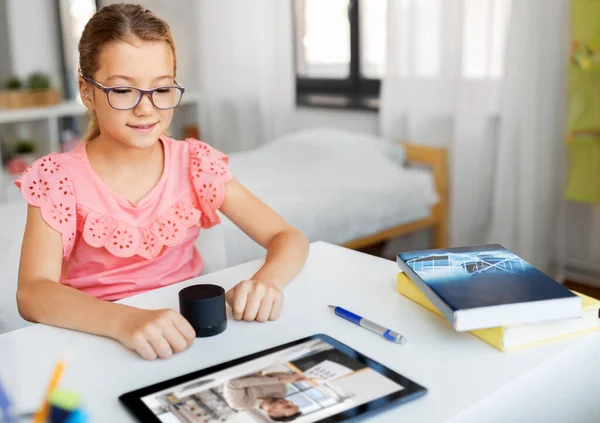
[{"left": 216, "top": 129, "right": 438, "bottom": 268}]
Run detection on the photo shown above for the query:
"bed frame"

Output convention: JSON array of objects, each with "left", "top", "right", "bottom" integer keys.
[{"left": 342, "top": 142, "right": 449, "bottom": 251}]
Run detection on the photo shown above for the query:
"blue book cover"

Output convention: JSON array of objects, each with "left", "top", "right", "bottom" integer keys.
[{"left": 397, "top": 244, "right": 581, "bottom": 331}]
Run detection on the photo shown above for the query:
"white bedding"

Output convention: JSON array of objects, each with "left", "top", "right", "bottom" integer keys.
[{"left": 217, "top": 129, "right": 438, "bottom": 267}]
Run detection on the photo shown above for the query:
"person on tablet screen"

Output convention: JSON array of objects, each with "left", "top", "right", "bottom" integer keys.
[{"left": 223, "top": 371, "right": 305, "bottom": 421}]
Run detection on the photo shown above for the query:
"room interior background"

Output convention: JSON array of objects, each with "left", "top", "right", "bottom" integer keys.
[{"left": 0, "top": 0, "right": 599, "bottom": 287}]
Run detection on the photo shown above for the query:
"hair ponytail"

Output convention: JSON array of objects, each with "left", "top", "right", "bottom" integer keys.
[{"left": 82, "top": 112, "right": 101, "bottom": 142}]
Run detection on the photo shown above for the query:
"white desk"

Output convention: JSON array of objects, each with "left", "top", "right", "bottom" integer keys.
[{"left": 1, "top": 241, "right": 599, "bottom": 422}]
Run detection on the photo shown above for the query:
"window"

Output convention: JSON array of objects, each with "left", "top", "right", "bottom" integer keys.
[
  {"left": 293, "top": 0, "right": 387, "bottom": 111},
  {"left": 57, "top": 0, "right": 99, "bottom": 99},
  {"left": 462, "top": 0, "right": 512, "bottom": 79},
  {"left": 380, "top": 0, "right": 511, "bottom": 79},
  {"left": 293, "top": 0, "right": 511, "bottom": 110}
]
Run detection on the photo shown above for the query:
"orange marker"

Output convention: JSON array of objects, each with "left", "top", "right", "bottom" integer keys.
[{"left": 33, "top": 360, "right": 65, "bottom": 423}]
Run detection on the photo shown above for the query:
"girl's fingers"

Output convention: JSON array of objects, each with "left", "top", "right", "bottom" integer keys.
[
  {"left": 132, "top": 333, "right": 158, "bottom": 361},
  {"left": 232, "top": 285, "right": 251, "bottom": 320},
  {"left": 243, "top": 288, "right": 264, "bottom": 321},
  {"left": 269, "top": 296, "right": 283, "bottom": 321},
  {"left": 256, "top": 295, "right": 275, "bottom": 322}
]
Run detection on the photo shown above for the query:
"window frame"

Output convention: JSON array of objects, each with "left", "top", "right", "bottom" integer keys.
[
  {"left": 293, "top": 0, "right": 381, "bottom": 111},
  {"left": 55, "top": 0, "right": 101, "bottom": 99}
]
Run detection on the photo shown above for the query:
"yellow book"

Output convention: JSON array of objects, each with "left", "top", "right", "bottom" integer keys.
[{"left": 397, "top": 272, "right": 600, "bottom": 352}]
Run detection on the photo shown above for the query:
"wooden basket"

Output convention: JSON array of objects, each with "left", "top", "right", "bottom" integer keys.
[{"left": 0, "top": 89, "right": 60, "bottom": 109}]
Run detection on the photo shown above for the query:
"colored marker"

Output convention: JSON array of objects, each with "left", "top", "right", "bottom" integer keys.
[{"left": 33, "top": 360, "right": 65, "bottom": 423}]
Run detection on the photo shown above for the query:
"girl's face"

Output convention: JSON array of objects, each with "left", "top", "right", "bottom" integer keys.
[{"left": 80, "top": 38, "right": 176, "bottom": 149}]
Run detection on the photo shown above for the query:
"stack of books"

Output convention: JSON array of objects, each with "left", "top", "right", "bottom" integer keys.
[{"left": 396, "top": 244, "right": 600, "bottom": 352}]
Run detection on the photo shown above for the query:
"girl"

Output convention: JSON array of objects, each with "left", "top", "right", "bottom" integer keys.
[{"left": 15, "top": 4, "right": 309, "bottom": 361}]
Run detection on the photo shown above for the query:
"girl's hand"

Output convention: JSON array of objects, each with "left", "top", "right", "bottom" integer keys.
[
  {"left": 115, "top": 308, "right": 196, "bottom": 360},
  {"left": 225, "top": 280, "right": 284, "bottom": 322}
]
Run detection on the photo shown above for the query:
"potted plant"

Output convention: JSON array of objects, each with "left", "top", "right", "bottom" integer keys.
[
  {"left": 6, "top": 138, "right": 38, "bottom": 175},
  {"left": 0, "top": 72, "right": 60, "bottom": 109},
  {"left": 0, "top": 76, "right": 24, "bottom": 109},
  {"left": 26, "top": 72, "right": 52, "bottom": 90},
  {"left": 12, "top": 138, "right": 37, "bottom": 165},
  {"left": 4, "top": 76, "right": 23, "bottom": 90},
  {"left": 25, "top": 72, "right": 60, "bottom": 108}
]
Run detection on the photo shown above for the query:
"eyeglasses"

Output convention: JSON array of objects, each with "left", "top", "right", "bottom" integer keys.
[{"left": 82, "top": 76, "right": 185, "bottom": 110}]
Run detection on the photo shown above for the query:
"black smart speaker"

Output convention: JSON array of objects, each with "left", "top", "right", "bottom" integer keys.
[{"left": 178, "top": 284, "right": 227, "bottom": 337}]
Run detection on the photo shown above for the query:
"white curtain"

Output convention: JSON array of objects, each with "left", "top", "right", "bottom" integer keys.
[
  {"left": 380, "top": 0, "right": 570, "bottom": 273},
  {"left": 488, "top": 0, "right": 570, "bottom": 274},
  {"left": 193, "top": 0, "right": 294, "bottom": 153}
]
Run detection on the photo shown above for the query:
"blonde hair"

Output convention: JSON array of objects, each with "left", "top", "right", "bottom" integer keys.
[{"left": 78, "top": 4, "right": 177, "bottom": 141}]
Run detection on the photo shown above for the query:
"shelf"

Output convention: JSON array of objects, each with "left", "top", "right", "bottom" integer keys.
[
  {"left": 0, "top": 91, "right": 203, "bottom": 125},
  {"left": 0, "top": 100, "right": 86, "bottom": 124}
]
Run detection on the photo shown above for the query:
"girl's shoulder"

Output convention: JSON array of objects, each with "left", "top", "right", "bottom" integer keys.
[
  {"left": 15, "top": 142, "right": 89, "bottom": 186},
  {"left": 14, "top": 144, "right": 87, "bottom": 201},
  {"left": 163, "top": 136, "right": 233, "bottom": 228},
  {"left": 13, "top": 147, "right": 85, "bottom": 259}
]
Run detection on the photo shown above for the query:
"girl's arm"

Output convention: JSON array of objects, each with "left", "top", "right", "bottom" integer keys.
[
  {"left": 17, "top": 205, "right": 196, "bottom": 360},
  {"left": 220, "top": 178, "right": 309, "bottom": 322}
]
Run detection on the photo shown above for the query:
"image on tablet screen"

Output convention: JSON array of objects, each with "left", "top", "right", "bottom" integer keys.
[{"left": 141, "top": 338, "right": 404, "bottom": 423}]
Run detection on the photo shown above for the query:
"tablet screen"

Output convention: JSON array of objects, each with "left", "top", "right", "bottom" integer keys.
[{"left": 121, "top": 334, "right": 426, "bottom": 423}]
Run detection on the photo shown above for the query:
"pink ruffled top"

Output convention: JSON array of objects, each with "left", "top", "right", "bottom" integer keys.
[{"left": 15, "top": 136, "right": 233, "bottom": 301}]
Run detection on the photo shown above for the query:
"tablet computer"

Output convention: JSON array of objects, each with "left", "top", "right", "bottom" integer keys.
[{"left": 119, "top": 333, "right": 427, "bottom": 423}]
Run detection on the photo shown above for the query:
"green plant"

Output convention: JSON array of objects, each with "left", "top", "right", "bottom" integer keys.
[
  {"left": 26, "top": 72, "right": 51, "bottom": 90},
  {"left": 4, "top": 76, "right": 23, "bottom": 90},
  {"left": 13, "top": 139, "right": 36, "bottom": 154}
]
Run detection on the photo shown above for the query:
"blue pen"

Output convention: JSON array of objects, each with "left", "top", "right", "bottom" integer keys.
[{"left": 328, "top": 305, "right": 407, "bottom": 345}]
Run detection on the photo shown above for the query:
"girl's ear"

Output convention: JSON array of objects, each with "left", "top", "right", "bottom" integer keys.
[{"left": 78, "top": 78, "right": 95, "bottom": 110}]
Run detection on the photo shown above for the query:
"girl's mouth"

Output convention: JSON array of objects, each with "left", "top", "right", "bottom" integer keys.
[{"left": 127, "top": 122, "right": 158, "bottom": 134}]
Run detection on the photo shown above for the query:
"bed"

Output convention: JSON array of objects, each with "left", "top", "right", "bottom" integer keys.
[
  {"left": 0, "top": 128, "right": 447, "bottom": 333},
  {"left": 204, "top": 128, "right": 448, "bottom": 270}
]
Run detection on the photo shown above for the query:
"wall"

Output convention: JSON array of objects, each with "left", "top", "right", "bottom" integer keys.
[
  {"left": 5, "top": 0, "right": 63, "bottom": 92},
  {"left": 0, "top": 1, "right": 12, "bottom": 81}
]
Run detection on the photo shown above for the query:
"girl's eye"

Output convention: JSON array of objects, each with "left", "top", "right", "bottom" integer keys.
[
  {"left": 155, "top": 88, "right": 170, "bottom": 94},
  {"left": 113, "top": 88, "right": 132, "bottom": 95}
]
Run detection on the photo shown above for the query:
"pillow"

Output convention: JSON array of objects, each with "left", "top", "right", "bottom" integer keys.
[{"left": 262, "top": 128, "right": 406, "bottom": 166}]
